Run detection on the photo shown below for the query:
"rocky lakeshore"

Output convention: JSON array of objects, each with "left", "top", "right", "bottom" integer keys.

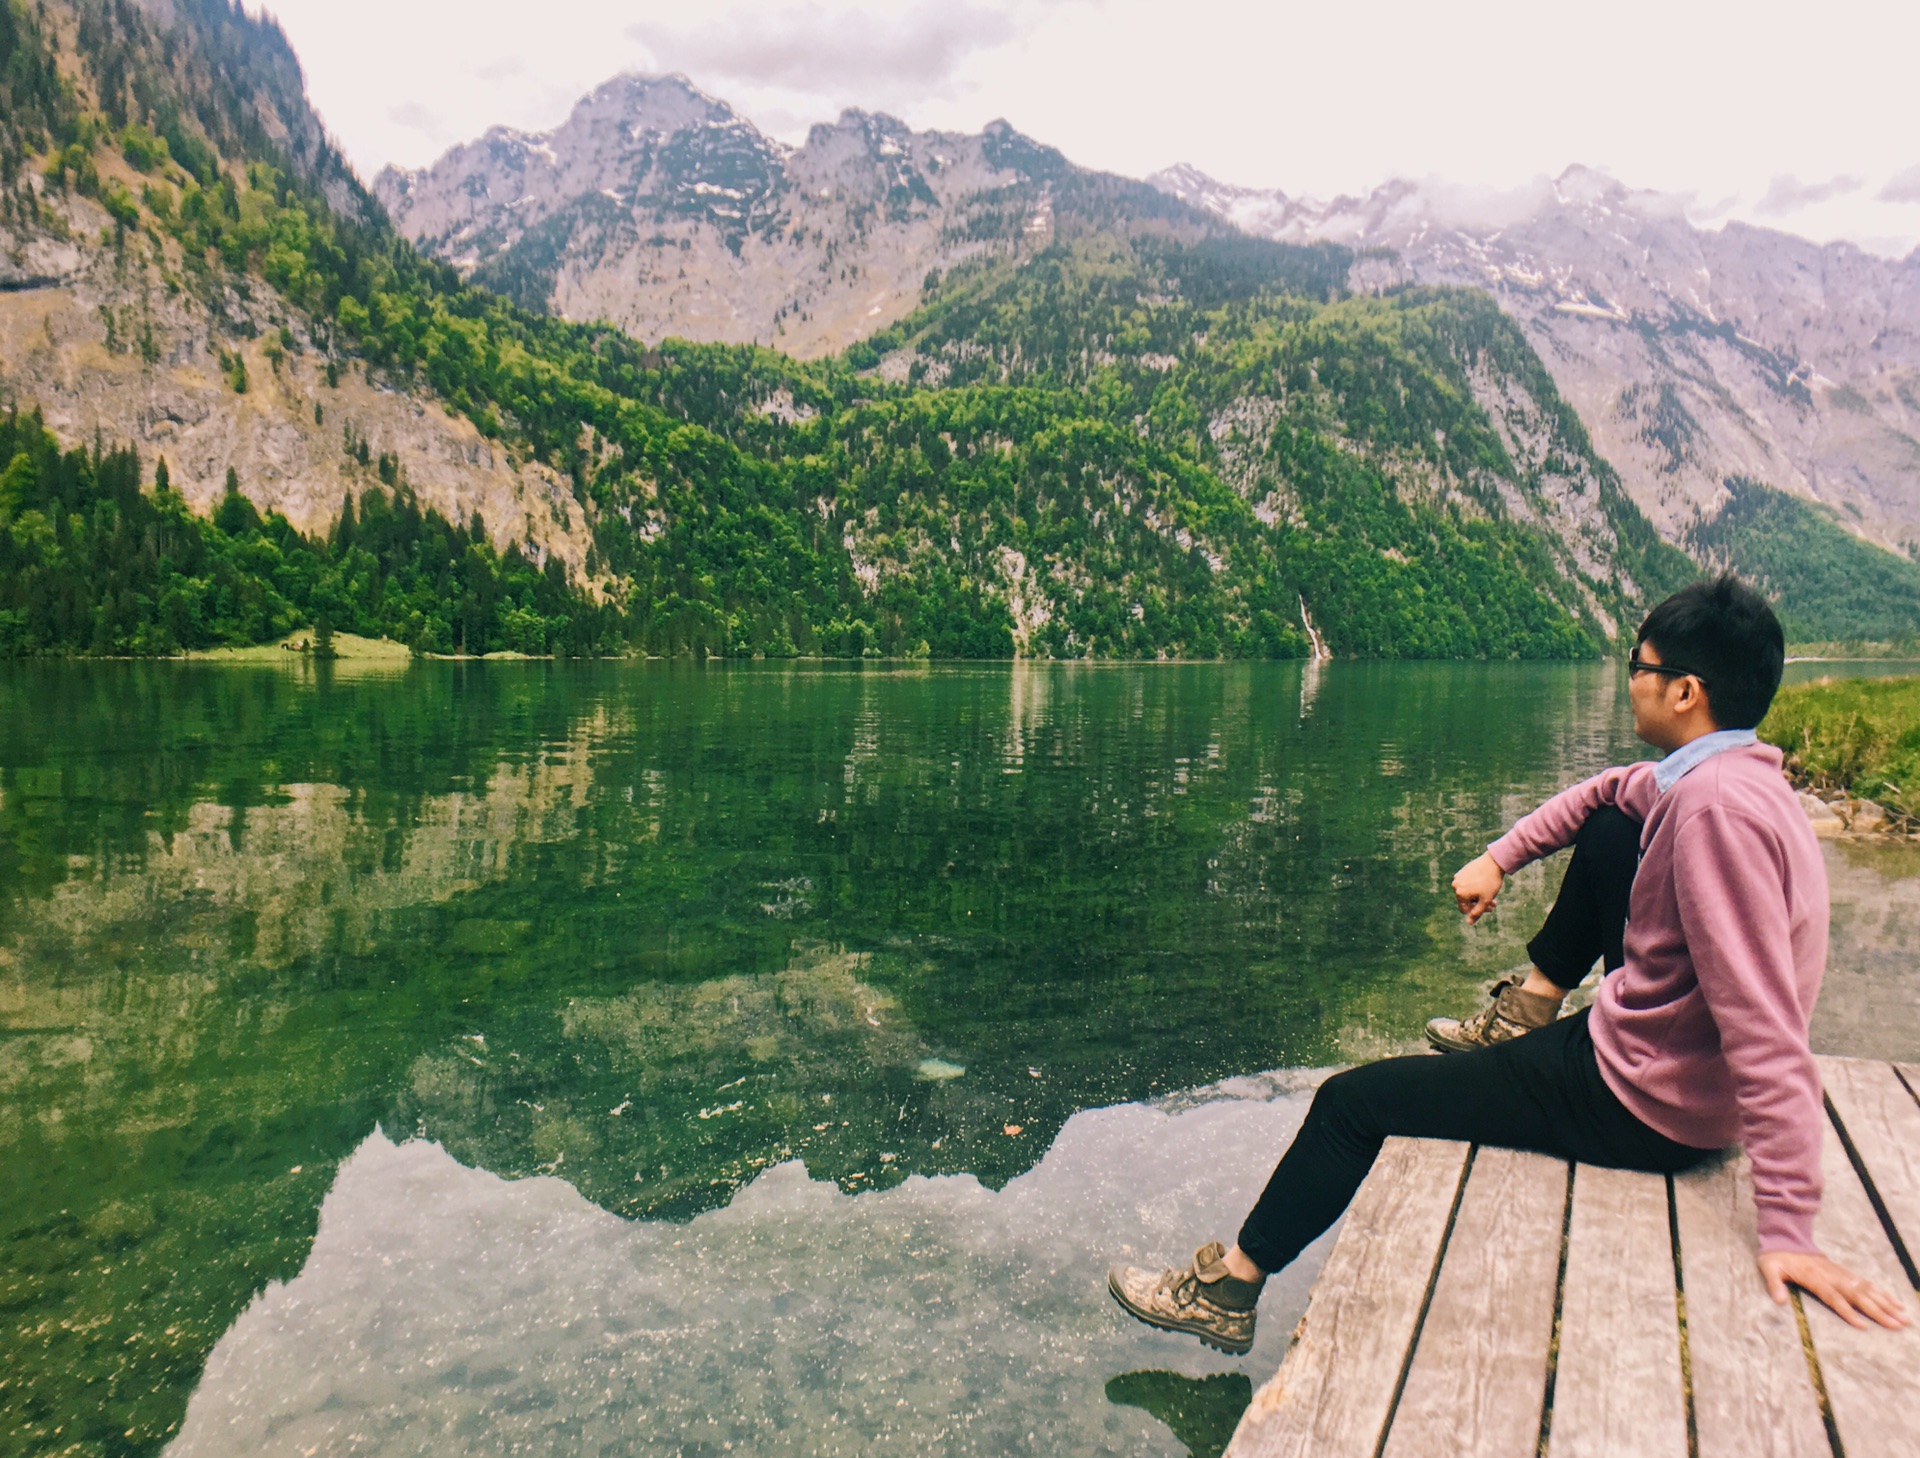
[
  {"left": 1793, "top": 786, "right": 1916, "bottom": 840},
  {"left": 1766, "top": 674, "right": 1920, "bottom": 841}
]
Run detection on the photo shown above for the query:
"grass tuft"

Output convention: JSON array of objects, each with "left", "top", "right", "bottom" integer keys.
[{"left": 1760, "top": 675, "right": 1920, "bottom": 819}]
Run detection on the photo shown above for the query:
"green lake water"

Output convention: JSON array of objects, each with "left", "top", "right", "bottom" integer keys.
[{"left": 3, "top": 660, "right": 1916, "bottom": 1458}]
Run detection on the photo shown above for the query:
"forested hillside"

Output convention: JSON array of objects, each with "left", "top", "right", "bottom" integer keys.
[
  {"left": 2, "top": 0, "right": 1697, "bottom": 659},
  {"left": 0, "top": 409, "right": 616, "bottom": 655},
  {"left": 1157, "top": 164, "right": 1920, "bottom": 605},
  {"left": 823, "top": 237, "right": 1694, "bottom": 655},
  {"left": 1690, "top": 478, "right": 1920, "bottom": 646}
]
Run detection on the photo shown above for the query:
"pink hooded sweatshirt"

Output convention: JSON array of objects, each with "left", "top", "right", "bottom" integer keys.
[{"left": 1489, "top": 741, "right": 1828, "bottom": 1254}]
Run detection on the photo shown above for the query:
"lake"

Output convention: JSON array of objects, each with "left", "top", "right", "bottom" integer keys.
[{"left": 3, "top": 660, "right": 1916, "bottom": 1458}]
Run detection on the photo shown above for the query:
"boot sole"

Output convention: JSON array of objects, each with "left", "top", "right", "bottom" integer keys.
[{"left": 1106, "top": 1271, "right": 1254, "bottom": 1355}]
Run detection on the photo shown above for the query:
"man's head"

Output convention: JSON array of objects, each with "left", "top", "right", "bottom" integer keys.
[{"left": 1629, "top": 574, "right": 1784, "bottom": 747}]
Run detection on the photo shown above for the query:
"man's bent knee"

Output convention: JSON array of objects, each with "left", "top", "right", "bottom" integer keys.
[{"left": 1574, "top": 804, "right": 1641, "bottom": 858}]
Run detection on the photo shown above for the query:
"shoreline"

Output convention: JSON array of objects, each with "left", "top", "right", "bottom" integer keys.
[{"left": 1787, "top": 777, "right": 1918, "bottom": 841}]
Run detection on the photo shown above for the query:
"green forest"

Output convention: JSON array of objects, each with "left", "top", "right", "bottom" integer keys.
[
  {"left": 0, "top": 409, "right": 618, "bottom": 655},
  {"left": 1689, "top": 478, "right": 1920, "bottom": 648}
]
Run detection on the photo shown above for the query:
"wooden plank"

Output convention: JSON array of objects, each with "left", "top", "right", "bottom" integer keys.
[
  {"left": 1671, "top": 1153, "right": 1830, "bottom": 1458},
  {"left": 1226, "top": 1137, "right": 1471, "bottom": 1458},
  {"left": 1802, "top": 1100, "right": 1920, "bottom": 1458},
  {"left": 1377, "top": 1147, "right": 1567, "bottom": 1458},
  {"left": 1548, "top": 1164, "right": 1689, "bottom": 1458},
  {"left": 1820, "top": 1057, "right": 1920, "bottom": 1277}
]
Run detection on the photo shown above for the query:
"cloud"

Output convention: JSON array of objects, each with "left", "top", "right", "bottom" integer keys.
[
  {"left": 1878, "top": 164, "right": 1920, "bottom": 204},
  {"left": 627, "top": 3, "right": 1019, "bottom": 101},
  {"left": 1683, "top": 192, "right": 1742, "bottom": 224},
  {"left": 1395, "top": 175, "right": 1558, "bottom": 232},
  {"left": 1755, "top": 173, "right": 1864, "bottom": 216},
  {"left": 388, "top": 102, "right": 449, "bottom": 141},
  {"left": 473, "top": 57, "right": 528, "bottom": 84}
]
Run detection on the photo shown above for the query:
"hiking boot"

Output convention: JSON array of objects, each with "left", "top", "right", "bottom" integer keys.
[
  {"left": 1107, "top": 1241, "right": 1263, "bottom": 1355},
  {"left": 1425, "top": 976, "right": 1560, "bottom": 1054}
]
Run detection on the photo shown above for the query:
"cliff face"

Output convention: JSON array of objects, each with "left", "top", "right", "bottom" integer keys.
[
  {"left": 0, "top": 194, "right": 596, "bottom": 577},
  {"left": 1153, "top": 164, "right": 1920, "bottom": 554}
]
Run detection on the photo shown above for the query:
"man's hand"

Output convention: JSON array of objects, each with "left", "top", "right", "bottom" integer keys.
[
  {"left": 1759, "top": 1250, "right": 1910, "bottom": 1330},
  {"left": 1451, "top": 852, "right": 1505, "bottom": 924}
]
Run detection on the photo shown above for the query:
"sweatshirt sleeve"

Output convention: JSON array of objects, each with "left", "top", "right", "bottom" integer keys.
[
  {"left": 1487, "top": 763, "right": 1658, "bottom": 874},
  {"left": 1671, "top": 807, "right": 1824, "bottom": 1254}
]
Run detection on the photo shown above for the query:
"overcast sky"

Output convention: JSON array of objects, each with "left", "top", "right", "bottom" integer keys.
[{"left": 261, "top": 0, "right": 1920, "bottom": 256}]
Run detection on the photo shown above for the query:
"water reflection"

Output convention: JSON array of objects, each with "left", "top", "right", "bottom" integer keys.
[
  {"left": 1106, "top": 1371, "right": 1255, "bottom": 1458},
  {"left": 3, "top": 661, "right": 1915, "bottom": 1457},
  {"left": 167, "top": 1075, "right": 1333, "bottom": 1458}
]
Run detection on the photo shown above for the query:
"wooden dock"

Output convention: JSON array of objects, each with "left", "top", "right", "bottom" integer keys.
[{"left": 1225, "top": 1056, "right": 1920, "bottom": 1458}]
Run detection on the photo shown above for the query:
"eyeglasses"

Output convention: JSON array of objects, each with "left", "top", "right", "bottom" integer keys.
[{"left": 1628, "top": 656, "right": 1709, "bottom": 688}]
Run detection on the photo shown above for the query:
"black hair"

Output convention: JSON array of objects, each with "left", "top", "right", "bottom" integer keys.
[{"left": 1635, "top": 573, "right": 1785, "bottom": 729}]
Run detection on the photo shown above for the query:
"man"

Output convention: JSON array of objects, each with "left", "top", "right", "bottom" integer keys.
[{"left": 1108, "top": 575, "right": 1907, "bottom": 1355}]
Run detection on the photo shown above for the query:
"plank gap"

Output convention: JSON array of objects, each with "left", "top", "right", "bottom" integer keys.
[
  {"left": 1823, "top": 1090, "right": 1920, "bottom": 1289},
  {"left": 1369, "top": 1143, "right": 1478, "bottom": 1458},
  {"left": 1535, "top": 1161, "right": 1576, "bottom": 1458},
  {"left": 1789, "top": 1290, "right": 1848, "bottom": 1458},
  {"left": 1672, "top": 1154, "right": 1831, "bottom": 1458},
  {"left": 1894, "top": 1063, "right": 1920, "bottom": 1114},
  {"left": 1666, "top": 1173, "right": 1701, "bottom": 1458}
]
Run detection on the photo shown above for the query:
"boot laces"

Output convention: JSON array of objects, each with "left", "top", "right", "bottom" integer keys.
[
  {"left": 1159, "top": 1267, "right": 1202, "bottom": 1312},
  {"left": 1461, "top": 978, "right": 1516, "bottom": 1037}
]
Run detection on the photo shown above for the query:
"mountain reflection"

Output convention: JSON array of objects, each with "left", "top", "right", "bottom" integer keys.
[{"left": 168, "top": 1076, "right": 1334, "bottom": 1458}]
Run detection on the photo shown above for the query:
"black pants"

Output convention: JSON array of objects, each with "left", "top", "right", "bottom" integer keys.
[
  {"left": 1526, "top": 804, "right": 1641, "bottom": 991},
  {"left": 1236, "top": 807, "right": 1711, "bottom": 1274}
]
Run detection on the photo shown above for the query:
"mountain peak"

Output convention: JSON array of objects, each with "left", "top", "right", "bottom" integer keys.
[
  {"left": 828, "top": 108, "right": 912, "bottom": 134},
  {"left": 564, "top": 71, "right": 747, "bottom": 138},
  {"left": 1150, "top": 162, "right": 1287, "bottom": 206}
]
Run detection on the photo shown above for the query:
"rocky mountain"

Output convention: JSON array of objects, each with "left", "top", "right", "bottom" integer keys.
[
  {"left": 376, "top": 77, "right": 1920, "bottom": 640},
  {"left": 373, "top": 73, "right": 1203, "bottom": 359},
  {"left": 4, "top": 0, "right": 1702, "bottom": 663},
  {"left": 1151, "top": 163, "right": 1920, "bottom": 559}
]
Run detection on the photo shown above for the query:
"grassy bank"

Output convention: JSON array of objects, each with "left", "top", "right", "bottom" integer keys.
[
  {"left": 1786, "top": 641, "right": 1920, "bottom": 660},
  {"left": 184, "top": 630, "right": 413, "bottom": 663},
  {"left": 1760, "top": 675, "right": 1920, "bottom": 819}
]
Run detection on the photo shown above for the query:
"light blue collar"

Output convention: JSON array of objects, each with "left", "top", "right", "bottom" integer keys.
[{"left": 1653, "top": 728, "right": 1758, "bottom": 793}]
